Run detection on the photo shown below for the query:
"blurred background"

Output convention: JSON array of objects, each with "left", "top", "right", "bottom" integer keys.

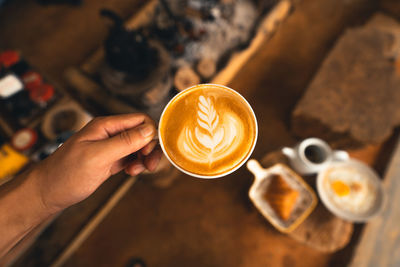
[{"left": 1, "top": 0, "right": 400, "bottom": 266}]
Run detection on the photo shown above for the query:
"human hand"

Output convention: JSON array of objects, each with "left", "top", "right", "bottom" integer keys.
[{"left": 32, "top": 113, "right": 162, "bottom": 213}]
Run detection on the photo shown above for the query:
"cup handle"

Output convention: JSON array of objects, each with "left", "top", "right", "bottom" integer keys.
[
  {"left": 332, "top": 150, "right": 349, "bottom": 162},
  {"left": 247, "top": 159, "right": 268, "bottom": 181}
]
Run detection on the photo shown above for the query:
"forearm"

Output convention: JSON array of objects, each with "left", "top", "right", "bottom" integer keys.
[
  {"left": 0, "top": 114, "right": 160, "bottom": 258},
  {"left": 0, "top": 167, "right": 53, "bottom": 258}
]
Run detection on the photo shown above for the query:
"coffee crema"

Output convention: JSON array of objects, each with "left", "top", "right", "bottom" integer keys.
[{"left": 159, "top": 84, "right": 257, "bottom": 177}]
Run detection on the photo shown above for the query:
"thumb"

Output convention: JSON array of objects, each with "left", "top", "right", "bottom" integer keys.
[{"left": 95, "top": 122, "right": 156, "bottom": 160}]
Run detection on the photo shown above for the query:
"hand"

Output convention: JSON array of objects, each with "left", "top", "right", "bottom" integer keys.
[{"left": 32, "top": 113, "right": 162, "bottom": 213}]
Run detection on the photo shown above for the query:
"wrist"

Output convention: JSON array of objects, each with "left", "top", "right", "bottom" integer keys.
[
  {"left": 18, "top": 167, "right": 57, "bottom": 219},
  {"left": 0, "top": 166, "right": 54, "bottom": 257}
]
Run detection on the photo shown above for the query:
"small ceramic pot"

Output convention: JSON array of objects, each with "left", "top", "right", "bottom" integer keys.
[{"left": 282, "top": 137, "right": 349, "bottom": 176}]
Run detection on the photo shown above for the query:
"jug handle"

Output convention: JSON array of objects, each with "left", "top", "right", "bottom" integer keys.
[
  {"left": 247, "top": 159, "right": 268, "bottom": 181},
  {"left": 332, "top": 150, "right": 349, "bottom": 162}
]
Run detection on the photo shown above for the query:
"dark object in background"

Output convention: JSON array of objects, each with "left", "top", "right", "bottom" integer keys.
[
  {"left": 152, "top": 0, "right": 205, "bottom": 52},
  {"left": 101, "top": 9, "right": 159, "bottom": 83},
  {"left": 35, "top": 0, "right": 82, "bottom": 6},
  {"left": 98, "top": 9, "right": 172, "bottom": 117},
  {"left": 126, "top": 258, "right": 146, "bottom": 267},
  {"left": 32, "top": 131, "right": 73, "bottom": 161},
  {"left": 2, "top": 90, "right": 37, "bottom": 122},
  {"left": 0, "top": 133, "right": 5, "bottom": 147},
  {"left": 0, "top": 50, "right": 59, "bottom": 129}
]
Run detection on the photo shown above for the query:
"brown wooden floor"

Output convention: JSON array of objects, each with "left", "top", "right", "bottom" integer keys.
[{"left": 1, "top": 0, "right": 396, "bottom": 266}]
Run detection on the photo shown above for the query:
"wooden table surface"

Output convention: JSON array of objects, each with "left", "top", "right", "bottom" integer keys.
[{"left": 1, "top": 0, "right": 399, "bottom": 266}]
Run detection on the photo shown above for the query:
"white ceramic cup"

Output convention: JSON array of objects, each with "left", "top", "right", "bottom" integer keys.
[
  {"left": 317, "top": 159, "right": 384, "bottom": 222},
  {"left": 282, "top": 137, "right": 349, "bottom": 175},
  {"left": 158, "top": 84, "right": 258, "bottom": 179}
]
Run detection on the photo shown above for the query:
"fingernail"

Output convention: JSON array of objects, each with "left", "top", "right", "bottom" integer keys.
[
  {"left": 132, "top": 164, "right": 145, "bottom": 175},
  {"left": 139, "top": 124, "right": 154, "bottom": 138}
]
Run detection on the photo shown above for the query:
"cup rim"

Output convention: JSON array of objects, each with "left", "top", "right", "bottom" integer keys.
[
  {"left": 316, "top": 159, "right": 384, "bottom": 222},
  {"left": 298, "top": 137, "right": 333, "bottom": 166},
  {"left": 158, "top": 83, "right": 258, "bottom": 179}
]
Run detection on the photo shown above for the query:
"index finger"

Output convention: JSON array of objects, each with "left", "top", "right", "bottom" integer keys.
[
  {"left": 94, "top": 121, "right": 156, "bottom": 161},
  {"left": 75, "top": 113, "right": 153, "bottom": 142}
]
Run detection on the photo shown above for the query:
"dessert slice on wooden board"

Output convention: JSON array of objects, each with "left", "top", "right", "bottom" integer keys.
[
  {"left": 258, "top": 140, "right": 390, "bottom": 253},
  {"left": 265, "top": 174, "right": 300, "bottom": 221},
  {"left": 291, "top": 14, "right": 400, "bottom": 148}
]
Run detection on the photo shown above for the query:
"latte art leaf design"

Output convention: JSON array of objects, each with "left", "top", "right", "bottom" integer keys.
[
  {"left": 196, "top": 96, "right": 224, "bottom": 150},
  {"left": 178, "top": 95, "right": 242, "bottom": 166}
]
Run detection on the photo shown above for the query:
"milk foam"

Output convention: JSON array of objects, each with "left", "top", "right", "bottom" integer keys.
[{"left": 177, "top": 95, "right": 244, "bottom": 165}]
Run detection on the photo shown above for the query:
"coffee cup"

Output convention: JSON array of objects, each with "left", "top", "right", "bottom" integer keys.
[{"left": 158, "top": 84, "right": 258, "bottom": 178}]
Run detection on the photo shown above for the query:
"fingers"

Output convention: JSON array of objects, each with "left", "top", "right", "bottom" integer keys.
[
  {"left": 76, "top": 113, "right": 154, "bottom": 142},
  {"left": 143, "top": 148, "right": 163, "bottom": 172},
  {"left": 97, "top": 121, "right": 156, "bottom": 161},
  {"left": 124, "top": 148, "right": 162, "bottom": 176},
  {"left": 109, "top": 153, "right": 135, "bottom": 175},
  {"left": 125, "top": 159, "right": 146, "bottom": 176},
  {"left": 141, "top": 140, "right": 158, "bottom": 156}
]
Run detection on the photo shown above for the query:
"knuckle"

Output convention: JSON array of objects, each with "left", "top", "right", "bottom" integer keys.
[
  {"left": 144, "top": 115, "right": 152, "bottom": 123},
  {"left": 135, "top": 113, "right": 150, "bottom": 124},
  {"left": 90, "top": 116, "right": 109, "bottom": 130},
  {"left": 136, "top": 112, "right": 147, "bottom": 118},
  {"left": 119, "top": 130, "right": 134, "bottom": 147},
  {"left": 139, "top": 113, "right": 152, "bottom": 122},
  {"left": 102, "top": 118, "right": 115, "bottom": 131},
  {"left": 91, "top": 116, "right": 105, "bottom": 124},
  {"left": 88, "top": 117, "right": 105, "bottom": 128}
]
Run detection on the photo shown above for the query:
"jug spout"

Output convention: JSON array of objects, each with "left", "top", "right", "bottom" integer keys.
[{"left": 282, "top": 147, "right": 295, "bottom": 159}]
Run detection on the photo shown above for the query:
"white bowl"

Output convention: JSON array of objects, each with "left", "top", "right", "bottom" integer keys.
[{"left": 316, "top": 159, "right": 384, "bottom": 222}]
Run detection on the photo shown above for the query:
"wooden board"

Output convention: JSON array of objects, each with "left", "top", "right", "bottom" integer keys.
[{"left": 66, "top": 0, "right": 293, "bottom": 115}]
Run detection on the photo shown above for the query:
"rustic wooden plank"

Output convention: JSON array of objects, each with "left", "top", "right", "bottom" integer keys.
[
  {"left": 349, "top": 136, "right": 400, "bottom": 267},
  {"left": 80, "top": 0, "right": 293, "bottom": 89},
  {"left": 212, "top": 0, "right": 292, "bottom": 85},
  {"left": 64, "top": 68, "right": 139, "bottom": 115},
  {"left": 67, "top": 0, "right": 295, "bottom": 122},
  {"left": 292, "top": 14, "right": 400, "bottom": 148},
  {"left": 50, "top": 176, "right": 138, "bottom": 267}
]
